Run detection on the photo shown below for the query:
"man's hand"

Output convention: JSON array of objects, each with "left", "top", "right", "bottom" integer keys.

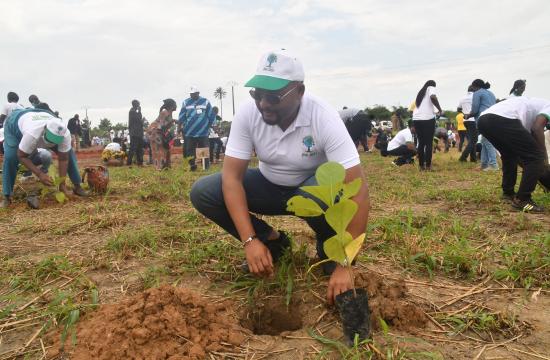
[
  {"left": 244, "top": 239, "right": 274, "bottom": 277},
  {"left": 38, "top": 173, "right": 54, "bottom": 187},
  {"left": 327, "top": 265, "right": 353, "bottom": 305}
]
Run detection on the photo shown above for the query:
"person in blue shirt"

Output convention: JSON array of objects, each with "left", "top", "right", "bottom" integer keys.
[
  {"left": 466, "top": 79, "right": 498, "bottom": 171},
  {"left": 178, "top": 86, "right": 215, "bottom": 171}
]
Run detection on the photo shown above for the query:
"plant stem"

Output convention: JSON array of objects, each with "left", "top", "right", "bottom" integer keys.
[{"left": 347, "top": 263, "right": 356, "bottom": 297}]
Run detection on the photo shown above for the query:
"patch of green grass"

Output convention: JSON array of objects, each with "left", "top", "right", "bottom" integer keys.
[
  {"left": 493, "top": 233, "right": 550, "bottom": 288},
  {"left": 139, "top": 266, "right": 169, "bottom": 289},
  {"left": 8, "top": 255, "right": 79, "bottom": 292}
]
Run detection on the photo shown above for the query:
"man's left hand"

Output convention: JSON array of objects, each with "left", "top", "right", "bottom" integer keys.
[{"left": 327, "top": 265, "right": 353, "bottom": 305}]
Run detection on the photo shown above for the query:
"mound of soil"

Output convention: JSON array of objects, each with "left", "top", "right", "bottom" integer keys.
[
  {"left": 355, "top": 272, "right": 427, "bottom": 331},
  {"left": 47, "top": 285, "right": 246, "bottom": 360}
]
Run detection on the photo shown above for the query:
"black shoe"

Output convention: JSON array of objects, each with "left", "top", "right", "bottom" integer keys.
[
  {"left": 1, "top": 196, "right": 11, "bottom": 209},
  {"left": 501, "top": 193, "right": 515, "bottom": 203},
  {"left": 511, "top": 198, "right": 544, "bottom": 213}
]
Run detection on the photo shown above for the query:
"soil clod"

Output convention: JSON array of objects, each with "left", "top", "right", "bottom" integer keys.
[{"left": 47, "top": 285, "right": 245, "bottom": 360}]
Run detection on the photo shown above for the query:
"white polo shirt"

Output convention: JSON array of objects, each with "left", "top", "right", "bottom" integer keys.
[
  {"left": 1, "top": 102, "right": 24, "bottom": 117},
  {"left": 458, "top": 92, "right": 474, "bottom": 121},
  {"left": 226, "top": 93, "right": 360, "bottom": 186},
  {"left": 387, "top": 128, "right": 413, "bottom": 151},
  {"left": 17, "top": 112, "right": 71, "bottom": 154},
  {"left": 412, "top": 86, "right": 437, "bottom": 120},
  {"left": 481, "top": 97, "right": 550, "bottom": 131}
]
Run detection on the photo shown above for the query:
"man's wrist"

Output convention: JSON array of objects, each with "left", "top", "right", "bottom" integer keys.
[{"left": 243, "top": 234, "right": 259, "bottom": 247}]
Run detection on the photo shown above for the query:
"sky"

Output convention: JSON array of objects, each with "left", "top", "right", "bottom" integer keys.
[{"left": 1, "top": 0, "right": 549, "bottom": 126}]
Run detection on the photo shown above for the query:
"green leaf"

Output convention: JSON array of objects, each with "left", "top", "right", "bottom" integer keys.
[
  {"left": 315, "top": 162, "right": 345, "bottom": 186},
  {"left": 55, "top": 192, "right": 66, "bottom": 204},
  {"left": 286, "top": 196, "right": 324, "bottom": 217},
  {"left": 379, "top": 317, "right": 390, "bottom": 336},
  {"left": 323, "top": 233, "right": 352, "bottom": 265},
  {"left": 40, "top": 187, "right": 50, "bottom": 197},
  {"left": 325, "top": 199, "right": 357, "bottom": 235},
  {"left": 90, "top": 289, "right": 99, "bottom": 308},
  {"left": 344, "top": 233, "right": 365, "bottom": 263},
  {"left": 341, "top": 178, "right": 362, "bottom": 200},
  {"left": 300, "top": 185, "right": 333, "bottom": 207}
]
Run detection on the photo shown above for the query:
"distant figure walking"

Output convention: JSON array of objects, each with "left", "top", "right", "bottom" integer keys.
[
  {"left": 127, "top": 100, "right": 144, "bottom": 166},
  {"left": 467, "top": 79, "right": 498, "bottom": 171},
  {"left": 149, "top": 99, "right": 177, "bottom": 170},
  {"left": 67, "top": 114, "right": 82, "bottom": 152},
  {"left": 412, "top": 80, "right": 444, "bottom": 171}
]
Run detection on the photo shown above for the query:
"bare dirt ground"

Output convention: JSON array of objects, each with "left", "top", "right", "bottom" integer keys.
[{"left": 1, "top": 148, "right": 549, "bottom": 359}]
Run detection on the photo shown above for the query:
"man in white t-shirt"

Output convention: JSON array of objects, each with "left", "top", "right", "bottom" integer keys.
[
  {"left": 0, "top": 92, "right": 24, "bottom": 128},
  {"left": 2, "top": 108, "right": 87, "bottom": 208},
  {"left": 190, "top": 49, "right": 370, "bottom": 305},
  {"left": 477, "top": 97, "right": 550, "bottom": 213},
  {"left": 383, "top": 121, "right": 416, "bottom": 166}
]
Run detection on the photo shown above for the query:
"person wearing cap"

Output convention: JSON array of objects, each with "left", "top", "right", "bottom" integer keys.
[
  {"left": 190, "top": 49, "right": 370, "bottom": 305},
  {"left": 1, "top": 92, "right": 24, "bottom": 128},
  {"left": 477, "top": 97, "right": 550, "bottom": 213},
  {"left": 1, "top": 108, "right": 87, "bottom": 208},
  {"left": 127, "top": 100, "right": 144, "bottom": 166},
  {"left": 178, "top": 86, "right": 215, "bottom": 171}
]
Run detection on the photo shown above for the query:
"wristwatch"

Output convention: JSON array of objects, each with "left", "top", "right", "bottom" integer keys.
[{"left": 243, "top": 234, "right": 258, "bottom": 247}]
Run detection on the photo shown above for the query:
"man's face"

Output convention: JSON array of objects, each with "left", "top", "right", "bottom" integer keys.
[
  {"left": 190, "top": 92, "right": 200, "bottom": 101},
  {"left": 252, "top": 83, "right": 304, "bottom": 126}
]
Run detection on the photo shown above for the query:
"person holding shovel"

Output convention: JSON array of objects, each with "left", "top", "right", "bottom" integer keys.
[
  {"left": 190, "top": 49, "right": 370, "bottom": 305},
  {"left": 1, "top": 106, "right": 87, "bottom": 208}
]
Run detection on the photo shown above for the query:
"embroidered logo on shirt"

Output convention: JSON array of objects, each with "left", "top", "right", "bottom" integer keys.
[
  {"left": 302, "top": 135, "right": 317, "bottom": 157},
  {"left": 263, "top": 53, "right": 277, "bottom": 72}
]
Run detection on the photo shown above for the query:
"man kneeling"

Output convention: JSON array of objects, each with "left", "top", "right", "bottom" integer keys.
[
  {"left": 2, "top": 108, "right": 87, "bottom": 208},
  {"left": 190, "top": 49, "right": 370, "bottom": 305},
  {"left": 382, "top": 121, "right": 417, "bottom": 166}
]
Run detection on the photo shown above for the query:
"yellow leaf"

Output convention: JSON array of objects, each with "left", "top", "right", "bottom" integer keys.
[{"left": 344, "top": 233, "right": 365, "bottom": 263}]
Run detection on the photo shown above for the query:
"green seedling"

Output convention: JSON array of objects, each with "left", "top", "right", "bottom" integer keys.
[
  {"left": 40, "top": 176, "right": 69, "bottom": 204},
  {"left": 286, "top": 161, "right": 365, "bottom": 293}
]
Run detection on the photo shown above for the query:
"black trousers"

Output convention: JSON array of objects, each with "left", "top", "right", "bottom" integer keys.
[
  {"left": 184, "top": 136, "right": 209, "bottom": 171},
  {"left": 477, "top": 114, "right": 546, "bottom": 200},
  {"left": 387, "top": 145, "right": 416, "bottom": 160},
  {"left": 413, "top": 119, "right": 435, "bottom": 168},
  {"left": 127, "top": 135, "right": 144, "bottom": 165},
  {"left": 460, "top": 121, "right": 477, "bottom": 162},
  {"left": 458, "top": 130, "right": 467, "bottom": 151}
]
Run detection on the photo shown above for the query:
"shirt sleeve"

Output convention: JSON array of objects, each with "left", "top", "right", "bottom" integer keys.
[
  {"left": 322, "top": 113, "right": 360, "bottom": 169},
  {"left": 224, "top": 104, "right": 254, "bottom": 160},
  {"left": 471, "top": 92, "right": 480, "bottom": 117},
  {"left": 427, "top": 86, "right": 436, "bottom": 97},
  {"left": 18, "top": 134, "right": 39, "bottom": 154}
]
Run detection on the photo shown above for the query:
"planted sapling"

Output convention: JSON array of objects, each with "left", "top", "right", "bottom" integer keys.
[{"left": 286, "top": 161, "right": 370, "bottom": 344}]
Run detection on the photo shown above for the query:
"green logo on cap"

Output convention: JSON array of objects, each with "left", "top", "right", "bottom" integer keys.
[{"left": 265, "top": 53, "right": 277, "bottom": 70}]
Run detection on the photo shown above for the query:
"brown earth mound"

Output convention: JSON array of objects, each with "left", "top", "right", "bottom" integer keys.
[
  {"left": 355, "top": 272, "right": 428, "bottom": 331},
  {"left": 47, "top": 285, "right": 246, "bottom": 360}
]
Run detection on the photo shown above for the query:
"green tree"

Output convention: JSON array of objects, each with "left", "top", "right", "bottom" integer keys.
[
  {"left": 366, "top": 105, "right": 392, "bottom": 121},
  {"left": 213, "top": 87, "right": 227, "bottom": 118},
  {"left": 97, "top": 118, "right": 112, "bottom": 135}
]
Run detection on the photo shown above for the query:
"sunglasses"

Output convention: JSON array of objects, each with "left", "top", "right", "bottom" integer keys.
[{"left": 249, "top": 86, "right": 298, "bottom": 105}]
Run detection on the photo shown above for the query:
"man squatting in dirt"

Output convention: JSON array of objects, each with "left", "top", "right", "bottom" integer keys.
[
  {"left": 191, "top": 49, "right": 370, "bottom": 304},
  {"left": 1, "top": 106, "right": 87, "bottom": 208}
]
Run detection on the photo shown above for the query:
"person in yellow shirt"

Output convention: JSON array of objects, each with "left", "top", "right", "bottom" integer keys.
[{"left": 455, "top": 109, "right": 467, "bottom": 151}]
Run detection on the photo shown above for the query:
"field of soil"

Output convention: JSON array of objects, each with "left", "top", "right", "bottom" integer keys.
[{"left": 1, "top": 148, "right": 549, "bottom": 359}]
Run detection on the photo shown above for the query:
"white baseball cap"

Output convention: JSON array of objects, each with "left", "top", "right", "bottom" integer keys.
[
  {"left": 245, "top": 49, "right": 304, "bottom": 91},
  {"left": 44, "top": 118, "right": 67, "bottom": 145},
  {"left": 190, "top": 86, "right": 200, "bottom": 94}
]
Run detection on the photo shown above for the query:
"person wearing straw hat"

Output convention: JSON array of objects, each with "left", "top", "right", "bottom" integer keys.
[
  {"left": 1, "top": 107, "right": 87, "bottom": 208},
  {"left": 190, "top": 49, "right": 370, "bottom": 305}
]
